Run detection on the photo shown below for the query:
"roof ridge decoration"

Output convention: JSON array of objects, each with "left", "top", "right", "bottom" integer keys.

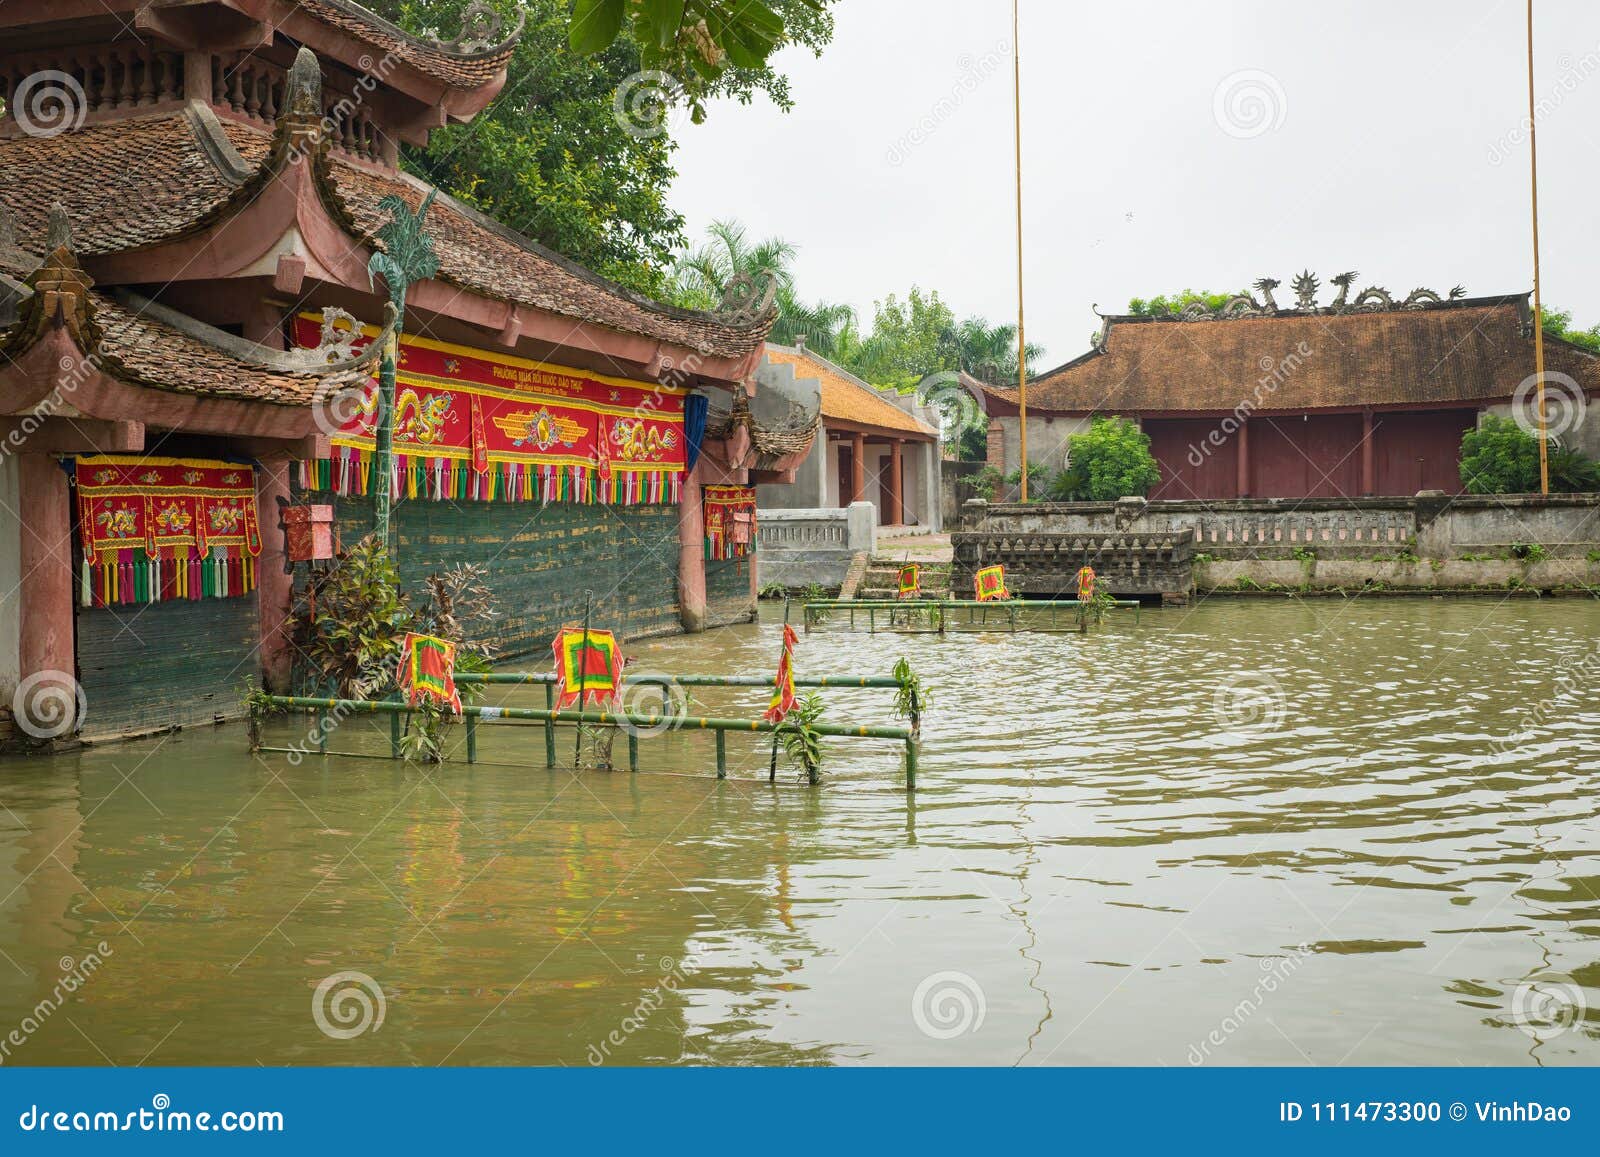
[
  {"left": 429, "top": 1, "right": 525, "bottom": 54},
  {"left": 1153, "top": 271, "right": 1469, "bottom": 323},
  {"left": 308, "top": 0, "right": 527, "bottom": 61}
]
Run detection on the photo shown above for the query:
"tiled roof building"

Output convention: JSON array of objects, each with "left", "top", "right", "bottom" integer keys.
[
  {"left": 0, "top": 1, "right": 810, "bottom": 742},
  {"left": 756, "top": 342, "right": 941, "bottom": 531},
  {"left": 982, "top": 284, "right": 1600, "bottom": 500}
]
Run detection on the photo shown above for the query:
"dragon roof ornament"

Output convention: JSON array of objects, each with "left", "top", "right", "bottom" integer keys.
[
  {"left": 425, "top": 1, "right": 528, "bottom": 54},
  {"left": 1163, "top": 271, "right": 1468, "bottom": 322}
]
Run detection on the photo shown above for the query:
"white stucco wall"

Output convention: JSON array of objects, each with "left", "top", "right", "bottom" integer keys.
[
  {"left": 996, "top": 414, "right": 1096, "bottom": 472},
  {"left": 0, "top": 453, "right": 20, "bottom": 701}
]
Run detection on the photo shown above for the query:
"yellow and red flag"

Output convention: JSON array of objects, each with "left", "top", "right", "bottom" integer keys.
[
  {"left": 974, "top": 564, "right": 1010, "bottom": 602},
  {"left": 400, "top": 632, "right": 461, "bottom": 713},
  {"left": 897, "top": 564, "right": 920, "bottom": 599},
  {"left": 1076, "top": 565, "right": 1096, "bottom": 601},
  {"left": 552, "top": 627, "right": 623, "bottom": 708},
  {"left": 763, "top": 624, "right": 800, "bottom": 723}
]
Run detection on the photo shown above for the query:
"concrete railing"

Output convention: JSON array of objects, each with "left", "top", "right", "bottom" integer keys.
[
  {"left": 962, "top": 494, "right": 1600, "bottom": 560},
  {"left": 757, "top": 503, "right": 876, "bottom": 590}
]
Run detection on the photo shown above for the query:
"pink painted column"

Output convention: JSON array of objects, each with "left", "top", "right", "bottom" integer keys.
[
  {"left": 17, "top": 454, "right": 76, "bottom": 710},
  {"left": 255, "top": 461, "right": 294, "bottom": 691},
  {"left": 677, "top": 458, "right": 707, "bottom": 633}
]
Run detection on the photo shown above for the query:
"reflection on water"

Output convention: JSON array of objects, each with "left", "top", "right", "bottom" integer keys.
[{"left": 1, "top": 599, "right": 1598, "bottom": 1066}]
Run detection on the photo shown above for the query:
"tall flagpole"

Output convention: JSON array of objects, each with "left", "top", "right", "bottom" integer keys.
[
  {"left": 1528, "top": 0, "right": 1550, "bottom": 494},
  {"left": 1013, "top": 0, "right": 1029, "bottom": 501}
]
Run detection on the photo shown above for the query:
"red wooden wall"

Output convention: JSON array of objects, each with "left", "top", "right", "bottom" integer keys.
[
  {"left": 1370, "top": 409, "right": 1475, "bottom": 496},
  {"left": 1141, "top": 409, "right": 1476, "bottom": 499}
]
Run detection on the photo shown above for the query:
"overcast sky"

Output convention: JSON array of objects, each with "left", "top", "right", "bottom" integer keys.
[{"left": 667, "top": 0, "right": 1600, "bottom": 369}]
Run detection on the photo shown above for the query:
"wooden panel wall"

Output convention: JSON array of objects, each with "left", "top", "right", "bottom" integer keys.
[
  {"left": 75, "top": 596, "right": 260, "bottom": 740},
  {"left": 324, "top": 497, "right": 684, "bottom": 659}
]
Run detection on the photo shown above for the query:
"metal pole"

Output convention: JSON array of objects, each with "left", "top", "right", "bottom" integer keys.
[
  {"left": 575, "top": 589, "right": 592, "bottom": 768},
  {"left": 466, "top": 712, "right": 478, "bottom": 764},
  {"left": 542, "top": 681, "right": 556, "bottom": 768},
  {"left": 716, "top": 730, "right": 727, "bottom": 779},
  {"left": 1527, "top": 0, "right": 1550, "bottom": 494},
  {"left": 1013, "top": 0, "right": 1029, "bottom": 501}
]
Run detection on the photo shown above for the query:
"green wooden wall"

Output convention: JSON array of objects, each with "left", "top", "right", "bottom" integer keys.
[
  {"left": 325, "top": 496, "right": 684, "bottom": 659},
  {"left": 706, "top": 556, "right": 756, "bottom": 628},
  {"left": 76, "top": 596, "right": 260, "bottom": 740}
]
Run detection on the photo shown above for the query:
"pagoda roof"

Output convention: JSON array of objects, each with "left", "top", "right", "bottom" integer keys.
[
  {"left": 0, "top": 215, "right": 387, "bottom": 415},
  {"left": 291, "top": 0, "right": 524, "bottom": 89},
  {"left": 0, "top": 89, "right": 774, "bottom": 366},
  {"left": 983, "top": 295, "right": 1600, "bottom": 416}
]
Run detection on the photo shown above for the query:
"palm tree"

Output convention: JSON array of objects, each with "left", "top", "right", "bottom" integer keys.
[
  {"left": 941, "top": 316, "right": 1044, "bottom": 385},
  {"left": 671, "top": 219, "right": 855, "bottom": 356}
]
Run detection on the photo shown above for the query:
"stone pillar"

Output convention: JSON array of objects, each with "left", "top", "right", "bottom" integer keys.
[
  {"left": 255, "top": 461, "right": 294, "bottom": 691},
  {"left": 850, "top": 432, "right": 865, "bottom": 504},
  {"left": 677, "top": 459, "right": 707, "bottom": 633},
  {"left": 17, "top": 454, "right": 77, "bottom": 720},
  {"left": 1235, "top": 419, "right": 1250, "bottom": 498},
  {"left": 1361, "top": 408, "right": 1376, "bottom": 496},
  {"left": 886, "top": 439, "right": 903, "bottom": 526}
]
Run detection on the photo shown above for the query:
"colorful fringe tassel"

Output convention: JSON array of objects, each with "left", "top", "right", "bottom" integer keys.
[
  {"left": 79, "top": 549, "right": 257, "bottom": 608},
  {"left": 298, "top": 448, "right": 683, "bottom": 507}
]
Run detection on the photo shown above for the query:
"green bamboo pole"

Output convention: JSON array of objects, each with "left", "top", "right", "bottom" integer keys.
[
  {"left": 542, "top": 682, "right": 556, "bottom": 767},
  {"left": 715, "top": 730, "right": 727, "bottom": 779},
  {"left": 259, "top": 696, "right": 912, "bottom": 742},
  {"left": 458, "top": 673, "right": 903, "bottom": 689},
  {"left": 466, "top": 712, "right": 478, "bottom": 764},
  {"left": 575, "top": 589, "right": 591, "bottom": 768}
]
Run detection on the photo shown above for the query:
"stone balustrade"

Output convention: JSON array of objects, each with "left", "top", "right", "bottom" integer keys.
[{"left": 757, "top": 503, "right": 876, "bottom": 591}]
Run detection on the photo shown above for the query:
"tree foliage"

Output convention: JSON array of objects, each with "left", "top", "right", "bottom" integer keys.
[
  {"left": 568, "top": 0, "right": 830, "bottom": 120},
  {"left": 1460, "top": 415, "right": 1599, "bottom": 494},
  {"left": 670, "top": 219, "right": 854, "bottom": 353},
  {"left": 1540, "top": 305, "right": 1600, "bottom": 354},
  {"left": 1126, "top": 288, "right": 1247, "bottom": 317},
  {"left": 1053, "top": 417, "right": 1161, "bottom": 501},
  {"left": 364, "top": 1, "right": 834, "bottom": 295}
]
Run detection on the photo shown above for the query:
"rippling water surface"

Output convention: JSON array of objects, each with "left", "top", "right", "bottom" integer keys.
[{"left": 2, "top": 599, "right": 1598, "bottom": 1066}]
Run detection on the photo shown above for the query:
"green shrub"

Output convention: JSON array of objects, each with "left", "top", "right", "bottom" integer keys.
[
  {"left": 1460, "top": 416, "right": 1600, "bottom": 493},
  {"left": 1057, "top": 416, "right": 1161, "bottom": 501}
]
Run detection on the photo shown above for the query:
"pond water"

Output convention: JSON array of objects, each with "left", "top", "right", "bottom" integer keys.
[{"left": 2, "top": 598, "right": 1598, "bottom": 1066}]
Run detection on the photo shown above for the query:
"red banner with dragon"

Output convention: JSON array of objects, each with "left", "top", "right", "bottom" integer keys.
[
  {"left": 292, "top": 314, "right": 686, "bottom": 506},
  {"left": 74, "top": 455, "right": 262, "bottom": 606}
]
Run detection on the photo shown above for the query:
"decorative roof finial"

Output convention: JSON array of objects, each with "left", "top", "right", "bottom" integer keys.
[
  {"left": 430, "top": 1, "right": 526, "bottom": 53},
  {"left": 46, "top": 203, "right": 72, "bottom": 252},
  {"left": 1292, "top": 269, "right": 1319, "bottom": 311},
  {"left": 286, "top": 46, "right": 323, "bottom": 119}
]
